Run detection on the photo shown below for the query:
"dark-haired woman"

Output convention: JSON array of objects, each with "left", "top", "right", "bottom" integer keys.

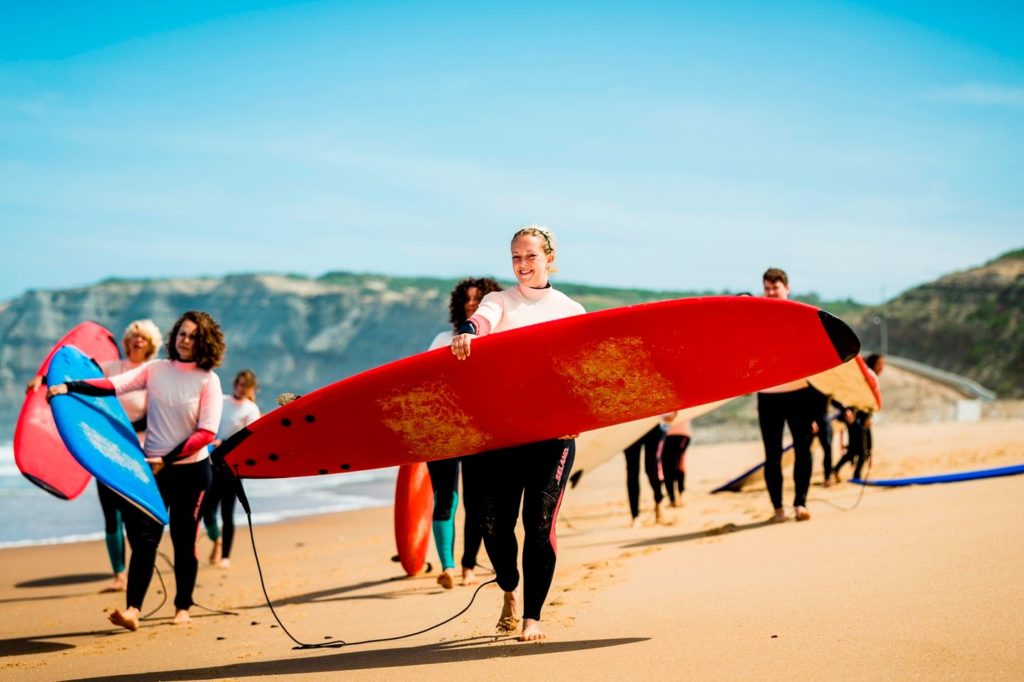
[
  {"left": 426, "top": 277, "right": 502, "bottom": 589},
  {"left": 451, "top": 225, "right": 585, "bottom": 642},
  {"left": 50, "top": 311, "right": 225, "bottom": 631}
]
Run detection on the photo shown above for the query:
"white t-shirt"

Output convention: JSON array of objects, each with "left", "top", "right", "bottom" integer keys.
[
  {"left": 429, "top": 330, "right": 454, "bottom": 351},
  {"left": 218, "top": 395, "right": 262, "bottom": 440},
  {"left": 468, "top": 283, "right": 586, "bottom": 335}
]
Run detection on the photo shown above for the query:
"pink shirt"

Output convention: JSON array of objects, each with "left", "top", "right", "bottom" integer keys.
[
  {"left": 468, "top": 284, "right": 586, "bottom": 336},
  {"left": 108, "top": 360, "right": 223, "bottom": 464},
  {"left": 101, "top": 359, "right": 150, "bottom": 424}
]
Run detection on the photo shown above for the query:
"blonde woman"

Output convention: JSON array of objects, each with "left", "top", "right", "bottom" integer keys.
[
  {"left": 27, "top": 319, "right": 162, "bottom": 592},
  {"left": 451, "top": 225, "right": 585, "bottom": 642}
]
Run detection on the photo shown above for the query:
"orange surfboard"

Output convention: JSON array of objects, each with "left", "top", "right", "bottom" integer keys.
[
  {"left": 219, "top": 297, "right": 859, "bottom": 478},
  {"left": 393, "top": 463, "right": 434, "bottom": 576},
  {"left": 807, "top": 355, "right": 882, "bottom": 411},
  {"left": 14, "top": 322, "right": 120, "bottom": 499}
]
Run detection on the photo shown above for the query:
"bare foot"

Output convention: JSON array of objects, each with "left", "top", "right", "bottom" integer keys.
[
  {"left": 823, "top": 479, "right": 832, "bottom": 488},
  {"left": 520, "top": 618, "right": 546, "bottom": 642},
  {"left": 461, "top": 567, "right": 479, "bottom": 586},
  {"left": 795, "top": 506, "right": 811, "bottom": 522},
  {"left": 101, "top": 572, "right": 127, "bottom": 593},
  {"left": 109, "top": 607, "right": 140, "bottom": 632},
  {"left": 496, "top": 590, "right": 520, "bottom": 633},
  {"left": 770, "top": 508, "right": 788, "bottom": 523},
  {"left": 209, "top": 539, "right": 222, "bottom": 565},
  {"left": 173, "top": 609, "right": 191, "bottom": 625},
  {"left": 217, "top": 557, "right": 232, "bottom": 569},
  {"left": 629, "top": 516, "right": 641, "bottom": 529},
  {"left": 654, "top": 502, "right": 669, "bottom": 525},
  {"left": 437, "top": 569, "right": 455, "bottom": 589}
]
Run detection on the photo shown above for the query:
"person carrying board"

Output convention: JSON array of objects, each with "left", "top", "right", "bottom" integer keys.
[
  {"left": 49, "top": 311, "right": 225, "bottom": 630},
  {"left": 450, "top": 225, "right": 585, "bottom": 642}
]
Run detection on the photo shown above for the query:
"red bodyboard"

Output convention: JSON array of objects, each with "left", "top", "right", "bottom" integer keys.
[
  {"left": 393, "top": 463, "right": 434, "bottom": 576},
  {"left": 14, "top": 322, "right": 120, "bottom": 499},
  {"left": 221, "top": 297, "right": 859, "bottom": 478}
]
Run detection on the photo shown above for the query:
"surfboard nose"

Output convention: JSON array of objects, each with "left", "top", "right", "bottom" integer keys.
[{"left": 818, "top": 310, "right": 861, "bottom": 363}]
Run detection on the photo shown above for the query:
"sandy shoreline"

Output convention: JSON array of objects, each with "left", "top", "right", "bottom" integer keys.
[{"left": 2, "top": 419, "right": 1023, "bottom": 680}]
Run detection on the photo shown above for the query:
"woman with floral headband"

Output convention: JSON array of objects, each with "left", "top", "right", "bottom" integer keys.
[{"left": 451, "top": 225, "right": 585, "bottom": 642}]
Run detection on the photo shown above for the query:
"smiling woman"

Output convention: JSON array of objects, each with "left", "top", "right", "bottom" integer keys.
[{"left": 448, "top": 225, "right": 586, "bottom": 643}]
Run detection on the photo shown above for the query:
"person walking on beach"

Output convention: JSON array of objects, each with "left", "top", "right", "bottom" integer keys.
[
  {"left": 450, "top": 225, "right": 585, "bottom": 642},
  {"left": 27, "top": 319, "right": 163, "bottom": 593},
  {"left": 758, "top": 268, "right": 816, "bottom": 522},
  {"left": 426, "top": 276, "right": 502, "bottom": 589},
  {"left": 204, "top": 369, "right": 261, "bottom": 568},
  {"left": 833, "top": 353, "right": 885, "bottom": 482},
  {"left": 49, "top": 311, "right": 225, "bottom": 631},
  {"left": 623, "top": 423, "right": 668, "bottom": 526},
  {"left": 662, "top": 414, "right": 691, "bottom": 506}
]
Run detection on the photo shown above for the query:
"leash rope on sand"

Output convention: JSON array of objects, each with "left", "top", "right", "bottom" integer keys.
[
  {"left": 156, "top": 552, "right": 238, "bottom": 617},
  {"left": 243, "top": 510, "right": 497, "bottom": 649}
]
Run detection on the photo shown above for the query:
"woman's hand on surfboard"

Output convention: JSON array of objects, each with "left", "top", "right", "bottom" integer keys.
[
  {"left": 451, "top": 333, "right": 474, "bottom": 361},
  {"left": 46, "top": 383, "right": 68, "bottom": 399},
  {"left": 25, "top": 375, "right": 43, "bottom": 393}
]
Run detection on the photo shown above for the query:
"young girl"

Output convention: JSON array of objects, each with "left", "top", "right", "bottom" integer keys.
[
  {"left": 49, "top": 311, "right": 225, "bottom": 630},
  {"left": 451, "top": 226, "right": 585, "bottom": 642},
  {"left": 204, "top": 369, "right": 261, "bottom": 568}
]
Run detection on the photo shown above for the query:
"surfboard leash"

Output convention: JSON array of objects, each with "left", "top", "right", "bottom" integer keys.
[
  {"left": 156, "top": 551, "right": 239, "bottom": 617},
  {"left": 235, "top": 478, "right": 498, "bottom": 650}
]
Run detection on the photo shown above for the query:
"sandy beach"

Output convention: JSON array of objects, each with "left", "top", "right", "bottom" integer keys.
[{"left": 2, "top": 414, "right": 1022, "bottom": 681}]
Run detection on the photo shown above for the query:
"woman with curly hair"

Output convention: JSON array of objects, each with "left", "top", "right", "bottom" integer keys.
[
  {"left": 426, "top": 276, "right": 502, "bottom": 589},
  {"left": 450, "top": 226, "right": 585, "bottom": 642},
  {"left": 49, "top": 311, "right": 226, "bottom": 630}
]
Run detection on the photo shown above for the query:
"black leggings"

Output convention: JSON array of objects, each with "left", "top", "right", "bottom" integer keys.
[
  {"left": 480, "top": 439, "right": 574, "bottom": 622},
  {"left": 758, "top": 389, "right": 815, "bottom": 509},
  {"left": 624, "top": 425, "right": 665, "bottom": 517},
  {"left": 122, "top": 459, "right": 212, "bottom": 611},
  {"left": 811, "top": 390, "right": 833, "bottom": 480},
  {"left": 202, "top": 469, "right": 239, "bottom": 558},
  {"left": 834, "top": 412, "right": 871, "bottom": 480},
  {"left": 457, "top": 454, "right": 485, "bottom": 570},
  {"left": 661, "top": 435, "right": 690, "bottom": 502}
]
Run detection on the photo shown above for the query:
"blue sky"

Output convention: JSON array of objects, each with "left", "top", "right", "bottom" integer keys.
[{"left": 1, "top": 1, "right": 1021, "bottom": 303}]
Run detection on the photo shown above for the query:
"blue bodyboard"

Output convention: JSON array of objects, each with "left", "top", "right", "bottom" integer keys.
[
  {"left": 853, "top": 464, "right": 1024, "bottom": 487},
  {"left": 47, "top": 345, "right": 168, "bottom": 524}
]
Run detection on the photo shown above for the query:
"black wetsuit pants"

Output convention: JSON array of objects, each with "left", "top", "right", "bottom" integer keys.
[
  {"left": 624, "top": 425, "right": 665, "bottom": 517},
  {"left": 480, "top": 439, "right": 574, "bottom": 622},
  {"left": 122, "top": 459, "right": 212, "bottom": 611},
  {"left": 426, "top": 455, "right": 484, "bottom": 570},
  {"left": 661, "top": 435, "right": 690, "bottom": 502},
  {"left": 758, "top": 388, "right": 815, "bottom": 509},
  {"left": 810, "top": 388, "right": 833, "bottom": 480},
  {"left": 835, "top": 412, "right": 871, "bottom": 480},
  {"left": 202, "top": 466, "right": 239, "bottom": 558}
]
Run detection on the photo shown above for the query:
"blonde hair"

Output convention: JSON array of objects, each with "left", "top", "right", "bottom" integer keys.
[
  {"left": 123, "top": 319, "right": 162, "bottom": 360},
  {"left": 511, "top": 224, "right": 559, "bottom": 274}
]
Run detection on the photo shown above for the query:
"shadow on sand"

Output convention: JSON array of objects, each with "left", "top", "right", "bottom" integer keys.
[
  {"left": 63, "top": 636, "right": 649, "bottom": 680},
  {"left": 15, "top": 573, "right": 111, "bottom": 588}
]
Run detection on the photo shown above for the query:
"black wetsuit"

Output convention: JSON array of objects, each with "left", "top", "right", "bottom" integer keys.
[
  {"left": 479, "top": 438, "right": 574, "bottom": 622},
  {"left": 661, "top": 434, "right": 690, "bottom": 502},
  {"left": 202, "top": 463, "right": 238, "bottom": 559},
  {"left": 757, "top": 387, "right": 816, "bottom": 509},
  {"left": 834, "top": 411, "right": 872, "bottom": 480},
  {"left": 624, "top": 425, "right": 665, "bottom": 518},
  {"left": 426, "top": 455, "right": 484, "bottom": 571}
]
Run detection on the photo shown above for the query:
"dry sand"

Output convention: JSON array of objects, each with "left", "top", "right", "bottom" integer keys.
[{"left": 2, "top": 418, "right": 1022, "bottom": 681}]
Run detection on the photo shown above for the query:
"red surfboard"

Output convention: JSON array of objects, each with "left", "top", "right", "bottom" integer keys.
[
  {"left": 393, "top": 463, "right": 434, "bottom": 576},
  {"left": 219, "top": 297, "right": 859, "bottom": 478},
  {"left": 14, "top": 322, "right": 120, "bottom": 499}
]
